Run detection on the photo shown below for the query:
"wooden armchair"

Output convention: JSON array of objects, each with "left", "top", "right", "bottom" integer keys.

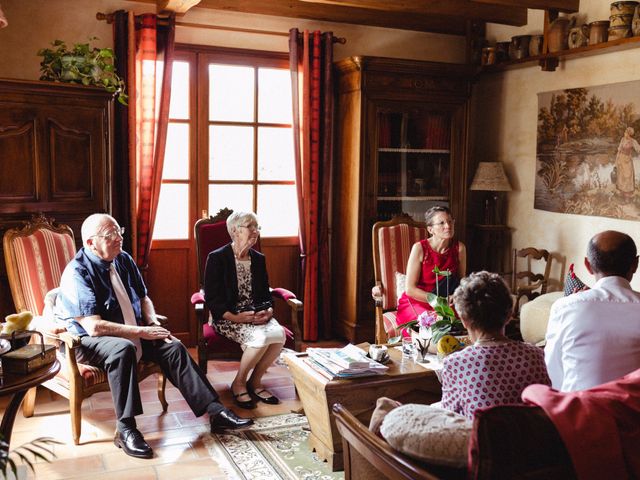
[
  {"left": 372, "top": 214, "right": 427, "bottom": 344},
  {"left": 3, "top": 213, "right": 167, "bottom": 445},
  {"left": 190, "top": 208, "right": 303, "bottom": 372},
  {"left": 334, "top": 403, "right": 576, "bottom": 480},
  {"left": 511, "top": 247, "right": 552, "bottom": 316}
]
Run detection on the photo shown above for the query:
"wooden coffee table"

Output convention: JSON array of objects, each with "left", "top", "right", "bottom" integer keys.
[{"left": 283, "top": 344, "right": 442, "bottom": 471}]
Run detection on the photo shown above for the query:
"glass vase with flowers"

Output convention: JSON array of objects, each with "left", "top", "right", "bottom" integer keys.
[{"left": 389, "top": 267, "right": 466, "bottom": 359}]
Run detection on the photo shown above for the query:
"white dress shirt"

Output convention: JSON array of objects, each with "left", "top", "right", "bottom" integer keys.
[{"left": 545, "top": 276, "right": 640, "bottom": 391}]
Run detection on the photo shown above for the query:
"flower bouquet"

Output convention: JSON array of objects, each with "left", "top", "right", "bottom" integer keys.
[{"left": 389, "top": 267, "right": 466, "bottom": 359}]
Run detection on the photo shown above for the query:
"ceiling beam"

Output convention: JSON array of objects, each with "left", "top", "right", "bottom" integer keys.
[
  {"left": 157, "top": 0, "right": 202, "bottom": 14},
  {"left": 470, "top": 0, "right": 580, "bottom": 13},
  {"left": 298, "top": 0, "right": 526, "bottom": 20},
  {"left": 197, "top": 0, "right": 528, "bottom": 32}
]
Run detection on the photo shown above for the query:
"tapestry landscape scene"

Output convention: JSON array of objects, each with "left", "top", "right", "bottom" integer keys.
[{"left": 535, "top": 80, "right": 640, "bottom": 220}]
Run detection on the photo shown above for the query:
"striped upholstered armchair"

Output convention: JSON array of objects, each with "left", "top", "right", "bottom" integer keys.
[
  {"left": 372, "top": 214, "right": 427, "bottom": 344},
  {"left": 3, "top": 213, "right": 167, "bottom": 445}
]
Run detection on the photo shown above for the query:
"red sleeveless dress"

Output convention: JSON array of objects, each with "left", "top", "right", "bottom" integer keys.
[{"left": 396, "top": 239, "right": 460, "bottom": 329}]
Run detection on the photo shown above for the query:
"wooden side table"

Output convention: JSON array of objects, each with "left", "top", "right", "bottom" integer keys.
[
  {"left": 284, "top": 345, "right": 442, "bottom": 471},
  {"left": 0, "top": 360, "right": 60, "bottom": 450}
]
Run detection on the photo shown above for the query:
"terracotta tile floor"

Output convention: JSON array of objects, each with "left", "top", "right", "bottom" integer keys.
[{"left": 0, "top": 343, "right": 345, "bottom": 479}]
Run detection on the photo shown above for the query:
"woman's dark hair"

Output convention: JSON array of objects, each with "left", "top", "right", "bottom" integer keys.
[
  {"left": 452, "top": 271, "right": 513, "bottom": 332},
  {"left": 424, "top": 206, "right": 452, "bottom": 226}
]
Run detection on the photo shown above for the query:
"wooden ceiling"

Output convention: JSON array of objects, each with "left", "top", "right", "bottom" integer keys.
[{"left": 156, "top": 0, "right": 580, "bottom": 36}]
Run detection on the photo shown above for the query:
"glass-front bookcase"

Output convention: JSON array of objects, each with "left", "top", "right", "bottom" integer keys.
[{"left": 376, "top": 109, "right": 451, "bottom": 222}]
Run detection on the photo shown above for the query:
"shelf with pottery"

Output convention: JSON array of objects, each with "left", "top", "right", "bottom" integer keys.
[{"left": 481, "top": 33, "right": 640, "bottom": 73}]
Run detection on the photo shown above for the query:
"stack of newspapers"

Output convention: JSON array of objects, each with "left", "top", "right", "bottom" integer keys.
[{"left": 305, "top": 343, "right": 389, "bottom": 380}]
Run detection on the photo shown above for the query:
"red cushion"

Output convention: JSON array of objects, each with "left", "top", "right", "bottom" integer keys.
[
  {"left": 198, "top": 221, "right": 232, "bottom": 279},
  {"left": 202, "top": 322, "right": 242, "bottom": 352},
  {"left": 191, "top": 291, "right": 204, "bottom": 305},
  {"left": 271, "top": 287, "right": 297, "bottom": 302}
]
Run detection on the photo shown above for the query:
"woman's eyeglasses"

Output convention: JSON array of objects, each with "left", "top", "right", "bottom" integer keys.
[
  {"left": 239, "top": 223, "right": 261, "bottom": 231},
  {"left": 93, "top": 227, "right": 125, "bottom": 241},
  {"left": 430, "top": 219, "right": 455, "bottom": 228}
]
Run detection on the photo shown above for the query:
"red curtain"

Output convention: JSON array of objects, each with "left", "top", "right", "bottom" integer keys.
[
  {"left": 113, "top": 12, "right": 175, "bottom": 270},
  {"left": 289, "top": 29, "right": 335, "bottom": 341}
]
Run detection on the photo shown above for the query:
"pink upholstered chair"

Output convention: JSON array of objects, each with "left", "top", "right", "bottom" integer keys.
[
  {"left": 190, "top": 208, "right": 303, "bottom": 373},
  {"left": 3, "top": 213, "right": 167, "bottom": 445},
  {"left": 372, "top": 214, "right": 427, "bottom": 344}
]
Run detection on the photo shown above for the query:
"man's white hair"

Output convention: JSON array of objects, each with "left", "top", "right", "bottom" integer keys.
[
  {"left": 81, "top": 213, "right": 116, "bottom": 245},
  {"left": 226, "top": 211, "right": 258, "bottom": 236}
]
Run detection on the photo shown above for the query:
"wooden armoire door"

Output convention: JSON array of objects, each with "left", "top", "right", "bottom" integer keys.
[
  {"left": 0, "top": 79, "right": 113, "bottom": 318},
  {"left": 332, "top": 57, "right": 474, "bottom": 343}
]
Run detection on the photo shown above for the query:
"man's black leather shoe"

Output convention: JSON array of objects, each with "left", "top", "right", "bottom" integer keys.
[
  {"left": 114, "top": 428, "right": 153, "bottom": 459},
  {"left": 210, "top": 408, "right": 254, "bottom": 433}
]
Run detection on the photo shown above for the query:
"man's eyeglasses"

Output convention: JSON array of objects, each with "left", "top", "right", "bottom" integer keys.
[
  {"left": 430, "top": 219, "right": 455, "bottom": 228},
  {"left": 93, "top": 227, "right": 125, "bottom": 241},
  {"left": 239, "top": 223, "right": 261, "bottom": 231}
]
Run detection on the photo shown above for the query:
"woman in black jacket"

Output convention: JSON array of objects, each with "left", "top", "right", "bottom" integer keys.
[{"left": 204, "top": 211, "right": 285, "bottom": 409}]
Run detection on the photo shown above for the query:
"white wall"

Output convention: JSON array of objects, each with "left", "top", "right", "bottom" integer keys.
[
  {"left": 476, "top": 0, "right": 640, "bottom": 289},
  {"left": 0, "top": 0, "right": 465, "bottom": 81}
]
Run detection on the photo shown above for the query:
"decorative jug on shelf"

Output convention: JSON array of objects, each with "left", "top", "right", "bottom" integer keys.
[
  {"left": 547, "top": 16, "right": 574, "bottom": 52},
  {"left": 633, "top": 5, "right": 640, "bottom": 36},
  {"left": 610, "top": 1, "right": 639, "bottom": 17},
  {"left": 568, "top": 25, "right": 589, "bottom": 48},
  {"left": 529, "top": 34, "right": 544, "bottom": 56}
]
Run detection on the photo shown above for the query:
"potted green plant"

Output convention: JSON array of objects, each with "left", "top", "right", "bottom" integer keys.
[
  {"left": 389, "top": 267, "right": 465, "bottom": 346},
  {"left": 0, "top": 434, "right": 60, "bottom": 479},
  {"left": 37, "top": 38, "right": 128, "bottom": 105}
]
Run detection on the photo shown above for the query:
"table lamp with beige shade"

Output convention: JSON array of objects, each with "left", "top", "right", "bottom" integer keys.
[{"left": 469, "top": 162, "right": 512, "bottom": 225}]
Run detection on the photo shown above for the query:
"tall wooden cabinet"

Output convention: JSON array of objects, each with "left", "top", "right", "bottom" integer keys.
[
  {"left": 0, "top": 79, "right": 114, "bottom": 318},
  {"left": 332, "top": 57, "right": 473, "bottom": 342}
]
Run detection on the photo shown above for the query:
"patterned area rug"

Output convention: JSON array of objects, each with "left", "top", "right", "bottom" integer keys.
[{"left": 202, "top": 413, "right": 345, "bottom": 480}]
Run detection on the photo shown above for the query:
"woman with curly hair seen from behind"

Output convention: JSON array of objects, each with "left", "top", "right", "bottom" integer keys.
[{"left": 440, "top": 271, "right": 551, "bottom": 419}]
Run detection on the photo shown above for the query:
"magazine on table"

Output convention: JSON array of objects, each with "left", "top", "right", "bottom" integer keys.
[{"left": 306, "top": 343, "right": 389, "bottom": 378}]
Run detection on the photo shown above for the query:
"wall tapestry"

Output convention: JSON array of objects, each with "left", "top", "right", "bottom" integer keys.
[{"left": 535, "top": 80, "right": 640, "bottom": 220}]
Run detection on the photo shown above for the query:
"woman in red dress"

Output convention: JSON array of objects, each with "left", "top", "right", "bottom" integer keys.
[{"left": 396, "top": 206, "right": 466, "bottom": 329}]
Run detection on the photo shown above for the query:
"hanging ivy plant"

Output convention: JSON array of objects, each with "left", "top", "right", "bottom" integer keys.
[{"left": 37, "top": 38, "right": 128, "bottom": 105}]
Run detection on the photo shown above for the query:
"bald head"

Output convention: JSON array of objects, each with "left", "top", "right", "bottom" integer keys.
[
  {"left": 586, "top": 230, "right": 638, "bottom": 279},
  {"left": 81, "top": 213, "right": 117, "bottom": 245}
]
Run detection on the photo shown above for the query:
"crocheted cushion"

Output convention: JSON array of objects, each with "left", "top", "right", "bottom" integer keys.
[
  {"left": 380, "top": 404, "right": 472, "bottom": 467},
  {"left": 395, "top": 272, "right": 407, "bottom": 300}
]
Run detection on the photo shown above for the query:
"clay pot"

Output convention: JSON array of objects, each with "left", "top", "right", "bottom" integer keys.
[
  {"left": 588, "top": 20, "right": 610, "bottom": 44},
  {"left": 610, "top": 13, "right": 634, "bottom": 27},
  {"left": 568, "top": 25, "right": 589, "bottom": 48},
  {"left": 609, "top": 24, "right": 632, "bottom": 39},
  {"left": 529, "top": 34, "right": 544, "bottom": 56},
  {"left": 495, "top": 41, "right": 510, "bottom": 62},
  {"left": 481, "top": 47, "right": 496, "bottom": 65},
  {"left": 508, "top": 34, "right": 531, "bottom": 60},
  {"left": 633, "top": 6, "right": 640, "bottom": 36},
  {"left": 548, "top": 16, "right": 573, "bottom": 52},
  {"left": 610, "top": 1, "right": 639, "bottom": 16}
]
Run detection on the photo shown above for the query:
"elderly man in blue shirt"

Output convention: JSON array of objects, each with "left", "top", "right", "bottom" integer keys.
[{"left": 54, "top": 213, "right": 253, "bottom": 459}]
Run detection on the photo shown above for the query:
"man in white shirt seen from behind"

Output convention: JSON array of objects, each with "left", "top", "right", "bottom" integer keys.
[{"left": 545, "top": 230, "right": 640, "bottom": 391}]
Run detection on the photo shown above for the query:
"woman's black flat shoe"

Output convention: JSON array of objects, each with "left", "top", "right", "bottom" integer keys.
[
  {"left": 249, "top": 387, "right": 280, "bottom": 405},
  {"left": 232, "top": 391, "right": 255, "bottom": 409}
]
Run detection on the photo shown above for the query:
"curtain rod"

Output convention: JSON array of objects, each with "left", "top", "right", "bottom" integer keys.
[{"left": 96, "top": 12, "right": 346, "bottom": 44}]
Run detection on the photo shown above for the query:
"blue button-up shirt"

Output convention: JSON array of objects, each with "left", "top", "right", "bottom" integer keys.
[{"left": 54, "top": 248, "right": 147, "bottom": 336}]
